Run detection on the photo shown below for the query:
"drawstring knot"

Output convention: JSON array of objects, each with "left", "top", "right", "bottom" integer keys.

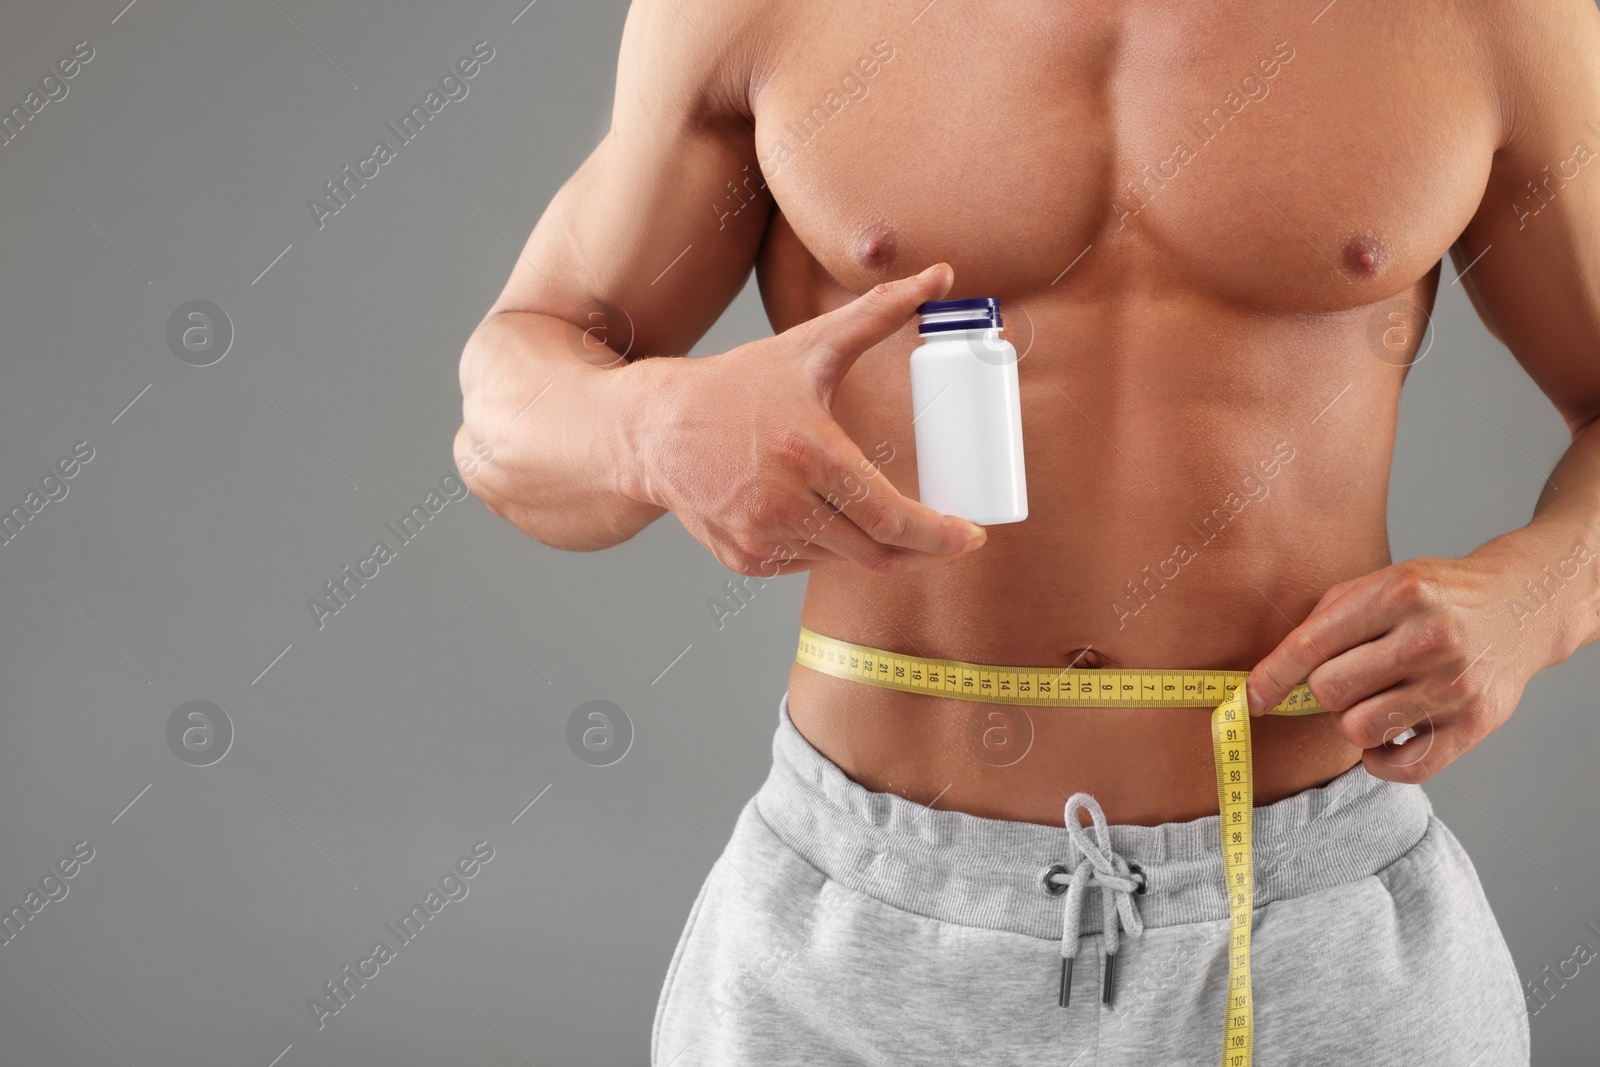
[{"left": 1045, "top": 793, "right": 1145, "bottom": 1008}]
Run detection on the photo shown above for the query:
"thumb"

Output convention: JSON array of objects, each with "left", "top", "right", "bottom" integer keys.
[{"left": 802, "top": 263, "right": 953, "bottom": 395}]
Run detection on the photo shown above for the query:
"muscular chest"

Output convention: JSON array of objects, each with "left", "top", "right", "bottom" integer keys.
[{"left": 749, "top": 0, "right": 1500, "bottom": 317}]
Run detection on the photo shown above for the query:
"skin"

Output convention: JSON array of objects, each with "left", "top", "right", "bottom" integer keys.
[{"left": 456, "top": 0, "right": 1600, "bottom": 827}]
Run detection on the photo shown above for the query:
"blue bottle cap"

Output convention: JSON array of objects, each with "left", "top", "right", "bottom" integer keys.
[{"left": 915, "top": 297, "right": 1003, "bottom": 334}]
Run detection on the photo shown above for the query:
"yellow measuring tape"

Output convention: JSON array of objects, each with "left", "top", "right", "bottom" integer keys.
[{"left": 795, "top": 626, "right": 1328, "bottom": 1067}]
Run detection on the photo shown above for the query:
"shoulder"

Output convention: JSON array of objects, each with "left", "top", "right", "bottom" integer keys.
[
  {"left": 1462, "top": 0, "right": 1600, "bottom": 150},
  {"left": 617, "top": 0, "right": 783, "bottom": 127}
]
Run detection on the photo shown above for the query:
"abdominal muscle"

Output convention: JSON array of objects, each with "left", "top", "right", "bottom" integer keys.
[{"left": 780, "top": 285, "right": 1415, "bottom": 828}]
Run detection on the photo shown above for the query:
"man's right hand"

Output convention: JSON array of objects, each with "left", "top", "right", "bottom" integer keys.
[{"left": 622, "top": 263, "right": 988, "bottom": 578}]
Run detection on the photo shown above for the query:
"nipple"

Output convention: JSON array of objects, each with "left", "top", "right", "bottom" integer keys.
[
  {"left": 1343, "top": 234, "right": 1388, "bottom": 277},
  {"left": 852, "top": 225, "right": 898, "bottom": 269}
]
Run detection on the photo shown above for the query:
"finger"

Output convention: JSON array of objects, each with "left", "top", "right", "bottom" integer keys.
[
  {"left": 778, "top": 525, "right": 959, "bottom": 569},
  {"left": 1304, "top": 632, "right": 1416, "bottom": 712},
  {"left": 757, "top": 547, "right": 839, "bottom": 577},
  {"left": 1332, "top": 684, "right": 1436, "bottom": 749},
  {"left": 742, "top": 487, "right": 966, "bottom": 574},
  {"left": 1360, "top": 721, "right": 1455, "bottom": 784},
  {"left": 729, "top": 532, "right": 850, "bottom": 579},
  {"left": 812, "top": 441, "right": 982, "bottom": 556},
  {"left": 1309, "top": 576, "right": 1361, "bottom": 615},
  {"left": 1246, "top": 576, "right": 1396, "bottom": 716},
  {"left": 800, "top": 263, "right": 954, "bottom": 397},
  {"left": 799, "top": 493, "right": 976, "bottom": 576}
]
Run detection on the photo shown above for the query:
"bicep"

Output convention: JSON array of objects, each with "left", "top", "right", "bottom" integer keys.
[
  {"left": 486, "top": 0, "right": 771, "bottom": 358},
  {"left": 1454, "top": 0, "right": 1600, "bottom": 432}
]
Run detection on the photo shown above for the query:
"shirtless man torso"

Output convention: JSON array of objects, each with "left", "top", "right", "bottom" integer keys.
[
  {"left": 460, "top": 0, "right": 1600, "bottom": 825},
  {"left": 459, "top": 2, "right": 1600, "bottom": 1059}
]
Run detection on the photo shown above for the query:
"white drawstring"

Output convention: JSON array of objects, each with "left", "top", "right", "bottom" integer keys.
[{"left": 1045, "top": 793, "right": 1145, "bottom": 1007}]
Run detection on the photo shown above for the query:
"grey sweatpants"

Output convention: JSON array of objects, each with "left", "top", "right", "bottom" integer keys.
[{"left": 652, "top": 695, "right": 1529, "bottom": 1065}]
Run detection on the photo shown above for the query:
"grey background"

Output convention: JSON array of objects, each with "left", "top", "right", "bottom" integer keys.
[{"left": 0, "top": 0, "right": 1595, "bottom": 1064}]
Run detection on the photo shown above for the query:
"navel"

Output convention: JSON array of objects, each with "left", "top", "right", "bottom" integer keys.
[
  {"left": 1343, "top": 234, "right": 1389, "bottom": 277},
  {"left": 1062, "top": 646, "right": 1107, "bottom": 670}
]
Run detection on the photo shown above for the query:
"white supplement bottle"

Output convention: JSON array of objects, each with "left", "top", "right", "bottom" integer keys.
[{"left": 909, "top": 297, "right": 1028, "bottom": 525}]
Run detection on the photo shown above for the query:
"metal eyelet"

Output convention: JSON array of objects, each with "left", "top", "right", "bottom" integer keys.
[
  {"left": 1041, "top": 862, "right": 1070, "bottom": 896},
  {"left": 1129, "top": 863, "right": 1147, "bottom": 895}
]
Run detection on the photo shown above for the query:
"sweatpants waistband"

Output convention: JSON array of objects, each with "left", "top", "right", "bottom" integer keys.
[{"left": 755, "top": 692, "right": 1434, "bottom": 941}]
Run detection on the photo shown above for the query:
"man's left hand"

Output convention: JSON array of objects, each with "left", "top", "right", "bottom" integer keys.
[{"left": 1245, "top": 542, "right": 1578, "bottom": 782}]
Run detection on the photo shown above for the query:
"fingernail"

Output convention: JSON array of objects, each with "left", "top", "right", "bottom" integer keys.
[
  {"left": 1245, "top": 684, "right": 1264, "bottom": 716},
  {"left": 963, "top": 524, "right": 986, "bottom": 550},
  {"left": 917, "top": 264, "right": 942, "bottom": 281}
]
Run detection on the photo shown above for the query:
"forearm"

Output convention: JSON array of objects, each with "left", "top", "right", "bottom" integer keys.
[
  {"left": 457, "top": 310, "right": 666, "bottom": 550},
  {"left": 1472, "top": 416, "right": 1600, "bottom": 666}
]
